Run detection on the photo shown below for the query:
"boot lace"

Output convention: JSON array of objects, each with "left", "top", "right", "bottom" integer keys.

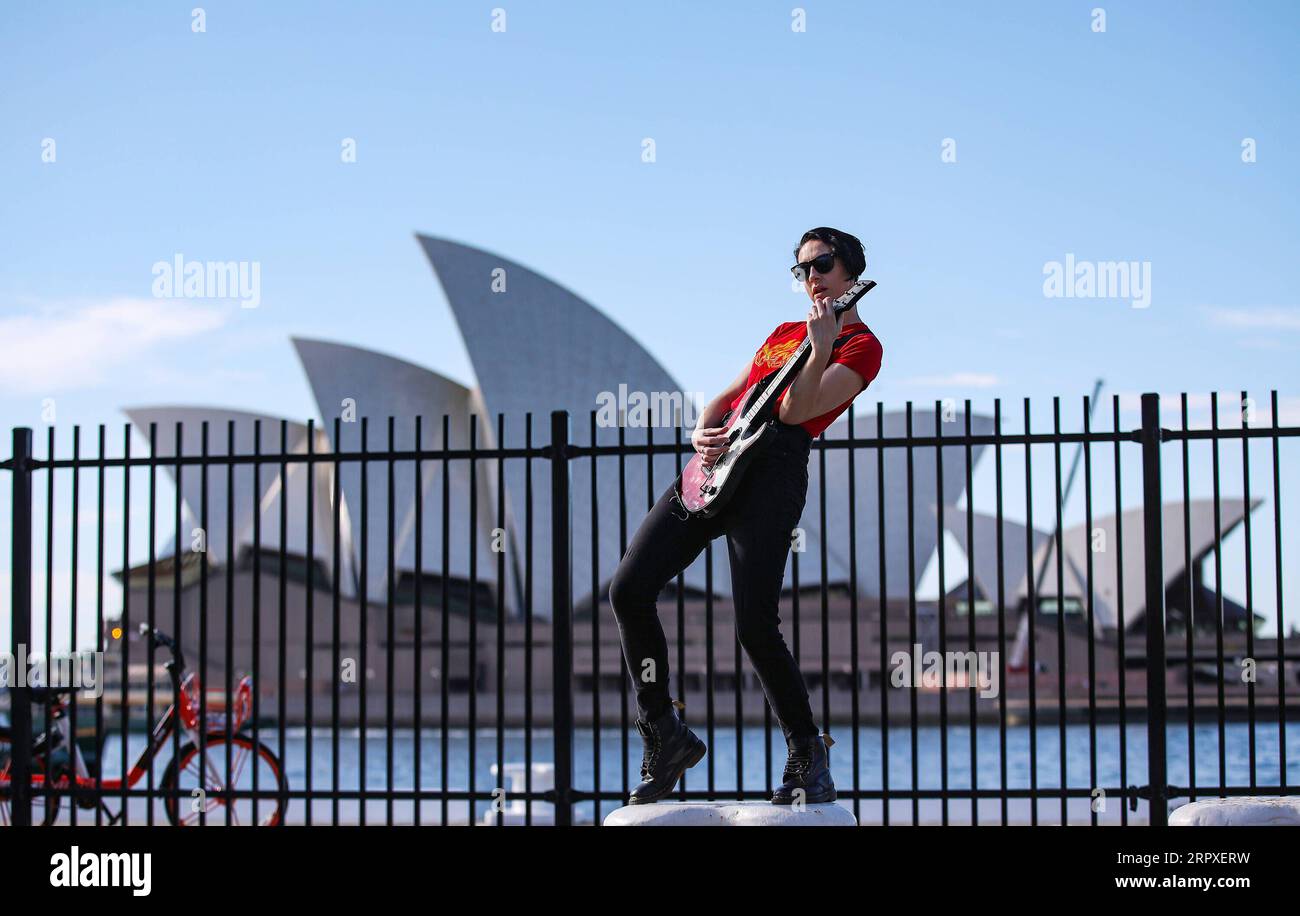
[
  {"left": 783, "top": 744, "right": 814, "bottom": 780},
  {"left": 638, "top": 721, "right": 662, "bottom": 780}
]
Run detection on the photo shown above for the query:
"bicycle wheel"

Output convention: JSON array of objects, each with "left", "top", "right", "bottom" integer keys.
[
  {"left": 161, "top": 732, "right": 288, "bottom": 826},
  {"left": 0, "top": 727, "right": 62, "bottom": 826}
]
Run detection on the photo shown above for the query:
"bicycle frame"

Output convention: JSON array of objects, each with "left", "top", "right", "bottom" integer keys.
[{"left": 3, "top": 624, "right": 259, "bottom": 825}]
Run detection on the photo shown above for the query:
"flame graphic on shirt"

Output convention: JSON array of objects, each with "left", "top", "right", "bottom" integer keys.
[{"left": 753, "top": 338, "right": 801, "bottom": 370}]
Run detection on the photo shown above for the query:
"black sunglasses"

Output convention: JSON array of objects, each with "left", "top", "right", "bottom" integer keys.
[{"left": 790, "top": 251, "right": 837, "bottom": 282}]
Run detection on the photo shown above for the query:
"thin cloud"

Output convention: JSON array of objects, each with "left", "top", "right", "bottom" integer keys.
[
  {"left": 1203, "top": 306, "right": 1300, "bottom": 331},
  {"left": 1236, "top": 337, "right": 1294, "bottom": 351},
  {"left": 0, "top": 298, "right": 228, "bottom": 394}
]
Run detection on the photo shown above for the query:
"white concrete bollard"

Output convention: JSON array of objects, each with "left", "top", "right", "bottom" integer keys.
[
  {"left": 1170, "top": 796, "right": 1300, "bottom": 826},
  {"left": 604, "top": 801, "right": 858, "bottom": 826}
]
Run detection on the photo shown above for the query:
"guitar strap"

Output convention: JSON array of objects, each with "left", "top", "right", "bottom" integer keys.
[{"left": 831, "top": 326, "right": 871, "bottom": 351}]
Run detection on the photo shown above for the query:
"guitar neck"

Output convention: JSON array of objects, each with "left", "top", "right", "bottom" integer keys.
[{"left": 742, "top": 279, "right": 876, "bottom": 424}]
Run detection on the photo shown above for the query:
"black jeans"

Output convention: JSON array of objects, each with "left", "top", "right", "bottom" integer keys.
[{"left": 608, "top": 419, "right": 819, "bottom": 740}]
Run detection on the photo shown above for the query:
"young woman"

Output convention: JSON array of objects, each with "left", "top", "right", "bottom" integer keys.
[{"left": 609, "top": 226, "right": 884, "bottom": 805}]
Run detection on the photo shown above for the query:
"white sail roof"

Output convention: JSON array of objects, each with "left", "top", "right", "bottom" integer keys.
[
  {"left": 1016, "top": 497, "right": 1261, "bottom": 631},
  {"left": 940, "top": 507, "right": 1051, "bottom": 604},
  {"left": 418, "top": 234, "right": 733, "bottom": 616},
  {"left": 121, "top": 406, "right": 357, "bottom": 598},
  {"left": 292, "top": 337, "right": 508, "bottom": 612}
]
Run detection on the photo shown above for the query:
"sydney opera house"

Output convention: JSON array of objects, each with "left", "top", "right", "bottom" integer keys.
[{"left": 105, "top": 235, "right": 1294, "bottom": 726}]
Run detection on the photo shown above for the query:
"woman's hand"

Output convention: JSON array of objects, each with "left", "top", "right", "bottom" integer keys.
[
  {"left": 806, "top": 295, "right": 840, "bottom": 357},
  {"left": 691, "top": 425, "right": 730, "bottom": 468}
]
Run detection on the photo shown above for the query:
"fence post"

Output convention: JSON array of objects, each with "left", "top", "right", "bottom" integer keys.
[
  {"left": 549, "top": 411, "right": 574, "bottom": 826},
  {"left": 1139, "top": 393, "right": 1169, "bottom": 826},
  {"left": 9, "top": 427, "right": 34, "bottom": 827}
]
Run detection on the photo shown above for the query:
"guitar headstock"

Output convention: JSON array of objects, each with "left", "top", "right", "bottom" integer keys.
[{"left": 832, "top": 278, "right": 876, "bottom": 318}]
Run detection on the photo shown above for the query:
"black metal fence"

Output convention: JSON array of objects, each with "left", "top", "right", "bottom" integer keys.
[{"left": 2, "top": 391, "right": 1297, "bottom": 826}]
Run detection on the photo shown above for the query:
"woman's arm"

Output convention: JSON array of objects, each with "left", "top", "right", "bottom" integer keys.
[
  {"left": 777, "top": 357, "right": 865, "bottom": 426},
  {"left": 777, "top": 296, "right": 871, "bottom": 426}
]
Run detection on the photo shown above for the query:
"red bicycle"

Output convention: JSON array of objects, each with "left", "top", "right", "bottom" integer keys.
[{"left": 0, "top": 623, "right": 288, "bottom": 826}]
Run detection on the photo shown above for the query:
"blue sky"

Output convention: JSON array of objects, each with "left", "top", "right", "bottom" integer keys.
[{"left": 1, "top": 1, "right": 1297, "bottom": 647}]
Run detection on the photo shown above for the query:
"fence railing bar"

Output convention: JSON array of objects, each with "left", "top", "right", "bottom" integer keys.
[
  {"left": 524, "top": 412, "right": 536, "bottom": 826},
  {"left": 994, "top": 399, "right": 1008, "bottom": 826},
  {"left": 385, "top": 416, "right": 396, "bottom": 826},
  {"left": 9, "top": 427, "right": 34, "bottom": 826},
  {"left": 1053, "top": 398, "right": 1068, "bottom": 825},
  {"left": 43, "top": 428, "right": 56, "bottom": 820},
  {"left": 1180, "top": 394, "right": 1196, "bottom": 804},
  {"left": 468, "top": 415, "right": 479, "bottom": 826},
  {"left": 846, "top": 402, "right": 862, "bottom": 824},
  {"left": 934, "top": 400, "right": 949, "bottom": 826},
  {"left": 331, "top": 416, "right": 342, "bottom": 826},
  {"left": 874, "top": 402, "right": 891, "bottom": 826},
  {"left": 1024, "top": 398, "right": 1038, "bottom": 826},
  {"left": 817, "top": 420, "right": 832, "bottom": 803},
  {"left": 499, "top": 412, "right": 511, "bottom": 827},
  {"left": 964, "top": 401, "right": 978, "bottom": 826},
  {"left": 358, "top": 416, "right": 369, "bottom": 826},
  {"left": 1164, "top": 425, "right": 1300, "bottom": 443},
  {"left": 1112, "top": 395, "right": 1129, "bottom": 825},
  {"left": 585, "top": 411, "right": 599, "bottom": 824},
  {"left": 439, "top": 414, "right": 451, "bottom": 826},
  {"left": 550, "top": 410, "right": 574, "bottom": 827},
  {"left": 1140, "top": 392, "right": 1170, "bottom": 827},
  {"left": 306, "top": 418, "right": 316, "bottom": 827},
  {"left": 165, "top": 423, "right": 180, "bottom": 831},
  {"left": 1271, "top": 391, "right": 1288, "bottom": 794},
  {"left": 1210, "top": 393, "right": 1227, "bottom": 797},
  {"left": 616, "top": 418, "right": 630, "bottom": 804},
  {"left": 199, "top": 421, "right": 212, "bottom": 824},
  {"left": 18, "top": 414, "right": 1300, "bottom": 475},
  {"left": 1083, "top": 396, "right": 1099, "bottom": 826},
  {"left": 1240, "top": 391, "right": 1258, "bottom": 791},
  {"left": 905, "top": 403, "right": 918, "bottom": 826},
  {"left": 227, "top": 419, "right": 239, "bottom": 824},
  {"left": 67, "top": 427, "right": 81, "bottom": 824},
  {"left": 275, "top": 420, "right": 291, "bottom": 831},
  {"left": 94, "top": 424, "right": 107, "bottom": 825}
]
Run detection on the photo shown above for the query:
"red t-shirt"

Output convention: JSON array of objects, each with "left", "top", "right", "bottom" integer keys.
[{"left": 727, "top": 320, "right": 883, "bottom": 439}]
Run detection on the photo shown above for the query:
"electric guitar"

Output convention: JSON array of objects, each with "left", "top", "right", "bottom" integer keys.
[{"left": 673, "top": 278, "right": 877, "bottom": 518}]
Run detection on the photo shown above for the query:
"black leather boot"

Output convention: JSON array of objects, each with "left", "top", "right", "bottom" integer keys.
[
  {"left": 771, "top": 732, "right": 836, "bottom": 804},
  {"left": 628, "top": 699, "right": 707, "bottom": 805}
]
